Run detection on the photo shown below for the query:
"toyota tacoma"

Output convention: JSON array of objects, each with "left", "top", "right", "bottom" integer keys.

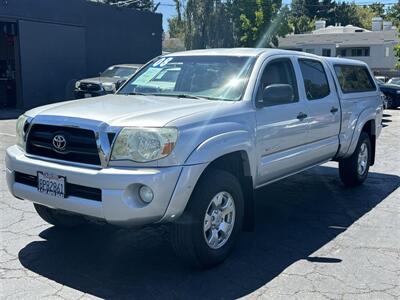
[{"left": 6, "top": 49, "right": 383, "bottom": 268}]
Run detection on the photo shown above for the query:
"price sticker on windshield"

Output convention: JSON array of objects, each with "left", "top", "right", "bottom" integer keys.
[{"left": 152, "top": 57, "right": 174, "bottom": 67}]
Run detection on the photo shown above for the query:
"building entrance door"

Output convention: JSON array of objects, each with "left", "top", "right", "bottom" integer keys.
[{"left": 0, "top": 21, "right": 19, "bottom": 109}]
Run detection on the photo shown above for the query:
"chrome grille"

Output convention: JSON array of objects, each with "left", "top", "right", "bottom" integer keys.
[{"left": 26, "top": 124, "right": 101, "bottom": 165}]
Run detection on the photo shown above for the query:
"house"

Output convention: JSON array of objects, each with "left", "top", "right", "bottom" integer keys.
[
  {"left": 0, "top": 0, "right": 162, "bottom": 110},
  {"left": 278, "top": 18, "right": 399, "bottom": 73}
]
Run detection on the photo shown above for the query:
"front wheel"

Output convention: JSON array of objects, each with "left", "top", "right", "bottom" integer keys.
[
  {"left": 339, "top": 132, "right": 371, "bottom": 187},
  {"left": 170, "top": 169, "right": 244, "bottom": 269}
]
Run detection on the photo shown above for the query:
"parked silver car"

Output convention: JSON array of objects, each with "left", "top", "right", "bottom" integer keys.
[
  {"left": 6, "top": 49, "right": 383, "bottom": 268},
  {"left": 74, "top": 64, "right": 142, "bottom": 99}
]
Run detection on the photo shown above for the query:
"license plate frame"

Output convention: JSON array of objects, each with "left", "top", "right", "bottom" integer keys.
[
  {"left": 37, "top": 172, "right": 66, "bottom": 199},
  {"left": 84, "top": 93, "right": 92, "bottom": 98}
]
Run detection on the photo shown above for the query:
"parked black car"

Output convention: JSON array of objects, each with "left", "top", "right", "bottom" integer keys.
[
  {"left": 74, "top": 64, "right": 142, "bottom": 99},
  {"left": 376, "top": 79, "right": 400, "bottom": 109}
]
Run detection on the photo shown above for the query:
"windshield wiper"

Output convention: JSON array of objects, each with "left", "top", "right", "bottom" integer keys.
[
  {"left": 122, "top": 92, "right": 148, "bottom": 96},
  {"left": 121, "top": 92, "right": 220, "bottom": 101},
  {"left": 153, "top": 93, "right": 210, "bottom": 100},
  {"left": 175, "top": 94, "right": 205, "bottom": 100}
]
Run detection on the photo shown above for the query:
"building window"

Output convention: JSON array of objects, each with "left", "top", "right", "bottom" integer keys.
[
  {"left": 385, "top": 47, "right": 389, "bottom": 57},
  {"left": 337, "top": 49, "right": 347, "bottom": 57},
  {"left": 305, "top": 49, "right": 315, "bottom": 54},
  {"left": 350, "top": 47, "right": 370, "bottom": 57},
  {"left": 322, "top": 49, "right": 331, "bottom": 57}
]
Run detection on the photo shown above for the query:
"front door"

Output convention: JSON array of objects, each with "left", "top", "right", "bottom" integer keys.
[{"left": 255, "top": 57, "right": 309, "bottom": 186}]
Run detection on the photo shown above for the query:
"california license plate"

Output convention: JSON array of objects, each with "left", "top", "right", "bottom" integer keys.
[
  {"left": 37, "top": 172, "right": 66, "bottom": 198},
  {"left": 84, "top": 93, "right": 92, "bottom": 98}
]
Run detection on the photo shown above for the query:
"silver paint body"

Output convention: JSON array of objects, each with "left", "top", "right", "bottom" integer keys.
[{"left": 5, "top": 49, "right": 383, "bottom": 226}]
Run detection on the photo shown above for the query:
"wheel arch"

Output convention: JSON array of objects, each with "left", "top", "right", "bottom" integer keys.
[
  {"left": 344, "top": 108, "right": 377, "bottom": 165},
  {"left": 197, "top": 151, "right": 255, "bottom": 231},
  {"left": 361, "top": 119, "right": 376, "bottom": 166}
]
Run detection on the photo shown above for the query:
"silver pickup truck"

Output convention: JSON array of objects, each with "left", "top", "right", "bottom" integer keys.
[{"left": 6, "top": 48, "right": 383, "bottom": 268}]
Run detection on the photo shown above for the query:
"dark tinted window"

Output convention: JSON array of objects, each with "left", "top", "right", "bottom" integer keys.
[
  {"left": 334, "top": 65, "right": 376, "bottom": 93},
  {"left": 257, "top": 59, "right": 298, "bottom": 105},
  {"left": 322, "top": 49, "right": 331, "bottom": 57},
  {"left": 299, "top": 59, "right": 330, "bottom": 100}
]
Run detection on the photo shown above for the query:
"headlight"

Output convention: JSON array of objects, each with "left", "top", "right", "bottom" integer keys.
[
  {"left": 75, "top": 81, "right": 80, "bottom": 89},
  {"left": 16, "top": 114, "right": 29, "bottom": 148},
  {"left": 103, "top": 82, "right": 116, "bottom": 92},
  {"left": 396, "top": 90, "right": 400, "bottom": 94},
  {"left": 111, "top": 127, "right": 178, "bottom": 162}
]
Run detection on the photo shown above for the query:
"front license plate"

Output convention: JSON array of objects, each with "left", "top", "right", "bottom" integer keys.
[
  {"left": 37, "top": 172, "right": 66, "bottom": 198},
  {"left": 84, "top": 93, "right": 92, "bottom": 98}
]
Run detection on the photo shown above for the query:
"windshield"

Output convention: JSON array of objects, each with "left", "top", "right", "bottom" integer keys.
[
  {"left": 101, "top": 66, "right": 138, "bottom": 78},
  {"left": 388, "top": 78, "right": 400, "bottom": 86},
  {"left": 118, "top": 56, "right": 256, "bottom": 101}
]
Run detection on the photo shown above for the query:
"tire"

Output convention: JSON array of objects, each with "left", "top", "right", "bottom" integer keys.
[
  {"left": 170, "top": 169, "right": 244, "bottom": 269},
  {"left": 34, "top": 203, "right": 87, "bottom": 228},
  {"left": 339, "top": 132, "right": 371, "bottom": 187},
  {"left": 386, "top": 96, "right": 394, "bottom": 109}
]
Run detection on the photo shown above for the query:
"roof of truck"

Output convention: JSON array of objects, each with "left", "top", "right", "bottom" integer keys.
[
  {"left": 324, "top": 57, "right": 370, "bottom": 67},
  {"left": 163, "top": 48, "right": 370, "bottom": 70},
  {"left": 113, "top": 64, "right": 143, "bottom": 69},
  {"left": 164, "top": 48, "right": 319, "bottom": 58}
]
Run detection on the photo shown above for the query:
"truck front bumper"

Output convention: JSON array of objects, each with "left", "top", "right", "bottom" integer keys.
[{"left": 5, "top": 145, "right": 206, "bottom": 227}]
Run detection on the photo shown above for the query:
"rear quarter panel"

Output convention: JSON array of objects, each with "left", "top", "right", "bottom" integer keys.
[{"left": 325, "top": 59, "right": 382, "bottom": 158}]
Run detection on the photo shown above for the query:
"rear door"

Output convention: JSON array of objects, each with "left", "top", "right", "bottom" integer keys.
[{"left": 296, "top": 58, "right": 340, "bottom": 162}]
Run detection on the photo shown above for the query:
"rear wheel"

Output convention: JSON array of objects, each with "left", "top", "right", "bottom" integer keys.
[
  {"left": 34, "top": 203, "right": 87, "bottom": 228},
  {"left": 387, "top": 96, "right": 394, "bottom": 109},
  {"left": 339, "top": 132, "right": 371, "bottom": 187},
  {"left": 170, "top": 169, "right": 244, "bottom": 269}
]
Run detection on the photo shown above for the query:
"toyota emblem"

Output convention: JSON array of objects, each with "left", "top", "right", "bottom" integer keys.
[{"left": 52, "top": 134, "right": 67, "bottom": 152}]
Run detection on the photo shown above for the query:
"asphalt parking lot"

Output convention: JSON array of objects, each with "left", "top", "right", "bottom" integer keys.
[{"left": 0, "top": 109, "right": 399, "bottom": 300}]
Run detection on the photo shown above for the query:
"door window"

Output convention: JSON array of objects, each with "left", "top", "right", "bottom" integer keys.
[
  {"left": 257, "top": 58, "right": 299, "bottom": 105},
  {"left": 334, "top": 64, "right": 376, "bottom": 93},
  {"left": 299, "top": 59, "right": 330, "bottom": 100}
]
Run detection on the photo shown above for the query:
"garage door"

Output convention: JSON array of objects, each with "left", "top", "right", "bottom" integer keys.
[{"left": 19, "top": 20, "right": 86, "bottom": 109}]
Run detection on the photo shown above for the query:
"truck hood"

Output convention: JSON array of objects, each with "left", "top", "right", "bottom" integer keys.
[
  {"left": 80, "top": 77, "right": 124, "bottom": 84},
  {"left": 26, "top": 94, "right": 231, "bottom": 127},
  {"left": 380, "top": 83, "right": 400, "bottom": 91}
]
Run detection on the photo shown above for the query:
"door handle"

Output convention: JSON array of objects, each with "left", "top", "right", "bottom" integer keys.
[
  {"left": 330, "top": 106, "right": 339, "bottom": 113},
  {"left": 297, "top": 112, "right": 308, "bottom": 120}
]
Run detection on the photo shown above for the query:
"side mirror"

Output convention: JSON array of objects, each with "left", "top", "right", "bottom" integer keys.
[{"left": 258, "top": 84, "right": 294, "bottom": 107}]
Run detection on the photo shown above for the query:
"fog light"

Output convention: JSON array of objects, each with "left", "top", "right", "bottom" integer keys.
[{"left": 139, "top": 185, "right": 154, "bottom": 203}]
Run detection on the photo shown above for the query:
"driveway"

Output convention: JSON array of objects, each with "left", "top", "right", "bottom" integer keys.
[{"left": 1, "top": 110, "right": 399, "bottom": 299}]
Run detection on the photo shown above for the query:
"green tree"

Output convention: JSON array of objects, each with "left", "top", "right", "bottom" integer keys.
[
  {"left": 169, "top": 0, "right": 291, "bottom": 49},
  {"left": 168, "top": 0, "right": 185, "bottom": 39},
  {"left": 395, "top": 27, "right": 400, "bottom": 70},
  {"left": 290, "top": 15, "right": 314, "bottom": 34},
  {"left": 327, "top": 2, "right": 363, "bottom": 27},
  {"left": 395, "top": 44, "right": 400, "bottom": 70},
  {"left": 369, "top": 2, "right": 385, "bottom": 18},
  {"left": 386, "top": 1, "right": 400, "bottom": 27},
  {"left": 230, "top": 0, "right": 291, "bottom": 47},
  {"left": 184, "top": 0, "right": 234, "bottom": 49},
  {"left": 356, "top": 6, "right": 377, "bottom": 30}
]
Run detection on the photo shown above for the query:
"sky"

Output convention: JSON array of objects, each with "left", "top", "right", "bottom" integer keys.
[{"left": 157, "top": 0, "right": 397, "bottom": 31}]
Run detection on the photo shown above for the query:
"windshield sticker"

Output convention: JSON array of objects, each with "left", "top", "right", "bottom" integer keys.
[
  {"left": 159, "top": 57, "right": 174, "bottom": 67},
  {"left": 133, "top": 67, "right": 163, "bottom": 85},
  {"left": 152, "top": 58, "right": 166, "bottom": 67},
  {"left": 152, "top": 57, "right": 174, "bottom": 68}
]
